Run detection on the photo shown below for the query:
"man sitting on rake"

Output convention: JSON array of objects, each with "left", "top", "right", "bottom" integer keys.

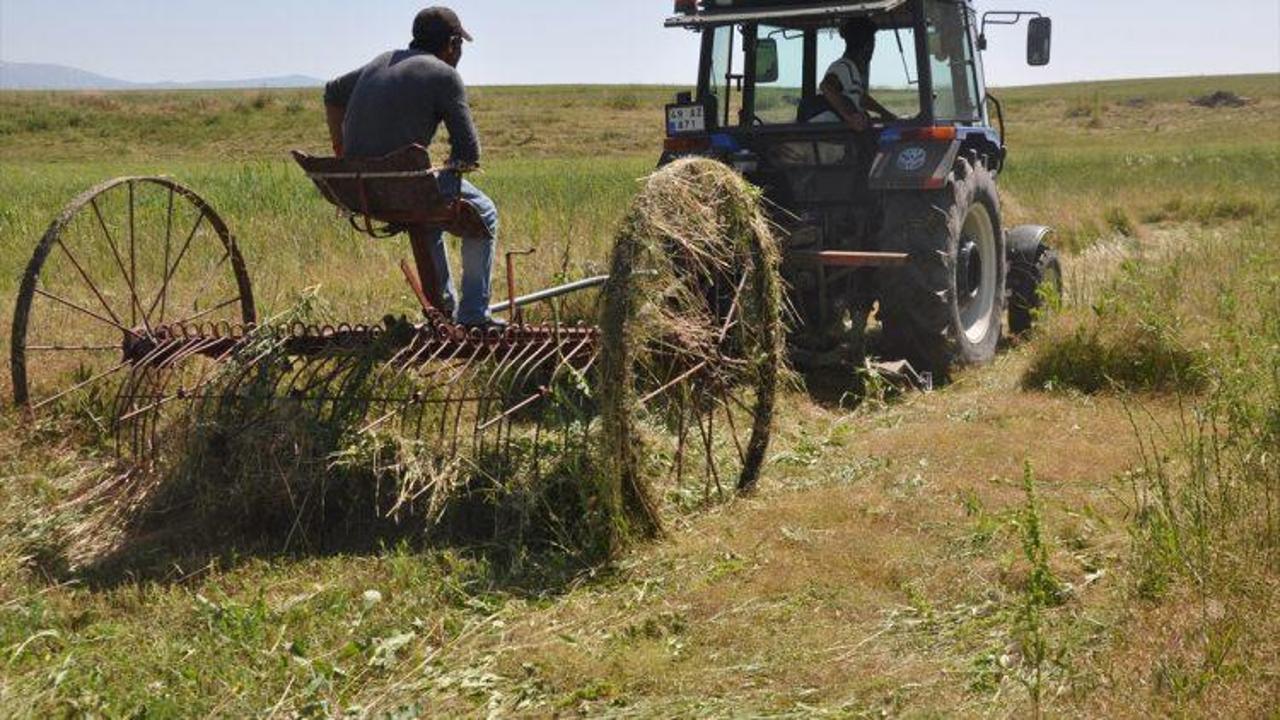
[{"left": 324, "top": 7, "right": 503, "bottom": 329}]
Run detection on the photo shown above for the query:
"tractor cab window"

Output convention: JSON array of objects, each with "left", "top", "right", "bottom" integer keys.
[
  {"left": 814, "top": 24, "right": 921, "bottom": 121},
  {"left": 753, "top": 26, "right": 807, "bottom": 125},
  {"left": 707, "top": 25, "right": 745, "bottom": 128},
  {"left": 702, "top": 21, "right": 921, "bottom": 128},
  {"left": 925, "top": 0, "right": 983, "bottom": 122}
]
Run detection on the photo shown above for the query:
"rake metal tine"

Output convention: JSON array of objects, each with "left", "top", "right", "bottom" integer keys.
[
  {"left": 506, "top": 338, "right": 556, "bottom": 390},
  {"left": 326, "top": 354, "right": 381, "bottom": 426},
  {"left": 111, "top": 336, "right": 184, "bottom": 435},
  {"left": 358, "top": 406, "right": 403, "bottom": 436},
  {"left": 507, "top": 347, "right": 558, "bottom": 401},
  {"left": 111, "top": 363, "right": 145, "bottom": 459},
  {"left": 467, "top": 338, "right": 520, "bottom": 441},
  {"left": 135, "top": 366, "right": 169, "bottom": 456},
  {"left": 476, "top": 386, "right": 549, "bottom": 433},
  {"left": 482, "top": 335, "right": 528, "bottom": 391},
  {"left": 205, "top": 339, "right": 291, "bottom": 413},
  {"left": 443, "top": 358, "right": 488, "bottom": 458},
  {"left": 715, "top": 382, "right": 748, "bottom": 468},
  {"left": 475, "top": 335, "right": 592, "bottom": 434},
  {"left": 141, "top": 367, "right": 181, "bottom": 462},
  {"left": 701, "top": 402, "right": 724, "bottom": 500},
  {"left": 670, "top": 389, "right": 690, "bottom": 489},
  {"left": 369, "top": 338, "right": 422, "bottom": 385},
  {"left": 550, "top": 335, "right": 594, "bottom": 376},
  {"left": 641, "top": 360, "right": 710, "bottom": 406},
  {"left": 397, "top": 333, "right": 469, "bottom": 387},
  {"left": 391, "top": 331, "right": 447, "bottom": 374}
]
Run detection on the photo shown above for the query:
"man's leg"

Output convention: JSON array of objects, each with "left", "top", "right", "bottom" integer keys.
[
  {"left": 424, "top": 225, "right": 460, "bottom": 319},
  {"left": 454, "top": 179, "right": 499, "bottom": 326}
]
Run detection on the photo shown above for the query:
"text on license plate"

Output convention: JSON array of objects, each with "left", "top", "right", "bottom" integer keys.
[{"left": 667, "top": 105, "right": 706, "bottom": 134}]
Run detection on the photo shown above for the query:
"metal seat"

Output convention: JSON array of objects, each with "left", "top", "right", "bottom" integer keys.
[
  {"left": 291, "top": 145, "right": 491, "bottom": 240},
  {"left": 292, "top": 144, "right": 494, "bottom": 315}
]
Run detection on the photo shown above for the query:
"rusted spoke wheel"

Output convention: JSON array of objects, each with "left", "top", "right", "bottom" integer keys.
[
  {"left": 10, "top": 177, "right": 255, "bottom": 452},
  {"left": 600, "top": 159, "right": 783, "bottom": 532}
]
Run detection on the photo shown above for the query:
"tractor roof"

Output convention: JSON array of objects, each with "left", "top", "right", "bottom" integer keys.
[{"left": 665, "top": 0, "right": 908, "bottom": 28}]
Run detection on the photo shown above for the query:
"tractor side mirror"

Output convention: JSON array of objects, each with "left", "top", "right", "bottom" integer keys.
[
  {"left": 755, "top": 38, "right": 780, "bottom": 84},
  {"left": 1027, "top": 17, "right": 1052, "bottom": 66}
]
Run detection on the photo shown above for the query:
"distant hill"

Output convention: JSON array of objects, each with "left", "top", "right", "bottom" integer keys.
[{"left": 0, "top": 62, "right": 321, "bottom": 90}]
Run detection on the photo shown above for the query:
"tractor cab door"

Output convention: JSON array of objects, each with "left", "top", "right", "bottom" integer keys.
[{"left": 923, "top": 0, "right": 987, "bottom": 127}]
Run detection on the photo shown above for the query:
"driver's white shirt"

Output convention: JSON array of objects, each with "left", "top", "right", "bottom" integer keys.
[{"left": 811, "top": 56, "right": 866, "bottom": 123}]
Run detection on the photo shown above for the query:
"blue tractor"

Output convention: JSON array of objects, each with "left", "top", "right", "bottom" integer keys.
[{"left": 662, "top": 0, "right": 1061, "bottom": 383}]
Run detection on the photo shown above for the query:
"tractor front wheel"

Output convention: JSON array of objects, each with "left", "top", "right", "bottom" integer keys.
[
  {"left": 876, "top": 158, "right": 1006, "bottom": 382},
  {"left": 1007, "top": 226, "right": 1063, "bottom": 336}
]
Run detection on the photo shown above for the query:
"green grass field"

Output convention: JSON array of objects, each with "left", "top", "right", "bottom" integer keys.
[{"left": 1, "top": 75, "right": 1277, "bottom": 717}]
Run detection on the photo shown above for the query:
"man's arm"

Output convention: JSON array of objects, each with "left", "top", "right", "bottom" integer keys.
[
  {"left": 323, "top": 67, "right": 362, "bottom": 158},
  {"left": 863, "top": 94, "right": 897, "bottom": 121},
  {"left": 438, "top": 70, "right": 481, "bottom": 170},
  {"left": 821, "top": 75, "right": 869, "bottom": 132}
]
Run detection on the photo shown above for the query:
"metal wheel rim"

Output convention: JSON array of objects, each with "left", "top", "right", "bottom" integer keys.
[{"left": 958, "top": 202, "right": 997, "bottom": 344}]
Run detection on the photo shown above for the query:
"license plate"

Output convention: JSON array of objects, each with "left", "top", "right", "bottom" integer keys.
[{"left": 667, "top": 104, "right": 706, "bottom": 135}]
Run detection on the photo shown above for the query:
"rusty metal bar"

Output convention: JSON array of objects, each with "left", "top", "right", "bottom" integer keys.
[{"left": 789, "top": 250, "right": 911, "bottom": 268}]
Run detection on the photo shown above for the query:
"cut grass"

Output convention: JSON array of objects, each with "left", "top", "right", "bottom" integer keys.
[{"left": 1, "top": 74, "right": 1278, "bottom": 716}]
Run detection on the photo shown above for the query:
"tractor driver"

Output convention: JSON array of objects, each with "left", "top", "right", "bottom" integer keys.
[
  {"left": 808, "top": 18, "right": 898, "bottom": 130},
  {"left": 324, "top": 7, "right": 502, "bottom": 329}
]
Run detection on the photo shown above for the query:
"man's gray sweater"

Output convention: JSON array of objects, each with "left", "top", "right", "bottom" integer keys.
[{"left": 324, "top": 49, "right": 480, "bottom": 166}]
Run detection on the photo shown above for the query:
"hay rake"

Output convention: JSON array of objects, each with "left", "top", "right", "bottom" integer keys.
[{"left": 10, "top": 154, "right": 782, "bottom": 512}]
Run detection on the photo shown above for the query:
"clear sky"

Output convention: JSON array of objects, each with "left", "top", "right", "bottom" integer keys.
[{"left": 1, "top": 0, "right": 1277, "bottom": 87}]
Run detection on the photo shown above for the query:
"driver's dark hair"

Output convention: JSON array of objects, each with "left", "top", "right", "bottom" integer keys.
[{"left": 839, "top": 17, "right": 879, "bottom": 45}]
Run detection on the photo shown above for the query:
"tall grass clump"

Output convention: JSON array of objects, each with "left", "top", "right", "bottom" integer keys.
[
  {"left": 1125, "top": 223, "right": 1278, "bottom": 598},
  {"left": 1024, "top": 249, "right": 1209, "bottom": 395},
  {"left": 1084, "top": 220, "right": 1274, "bottom": 708}
]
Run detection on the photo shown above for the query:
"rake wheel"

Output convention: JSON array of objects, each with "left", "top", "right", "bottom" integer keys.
[
  {"left": 599, "top": 159, "right": 783, "bottom": 533},
  {"left": 10, "top": 177, "right": 255, "bottom": 442}
]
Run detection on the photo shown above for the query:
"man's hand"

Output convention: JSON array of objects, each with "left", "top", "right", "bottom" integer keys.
[
  {"left": 846, "top": 111, "right": 871, "bottom": 132},
  {"left": 864, "top": 96, "right": 898, "bottom": 123}
]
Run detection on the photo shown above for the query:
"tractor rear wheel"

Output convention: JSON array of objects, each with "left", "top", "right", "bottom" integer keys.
[{"left": 876, "top": 158, "right": 1005, "bottom": 382}]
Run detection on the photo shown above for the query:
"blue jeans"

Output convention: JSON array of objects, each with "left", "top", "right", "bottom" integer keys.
[{"left": 428, "top": 173, "right": 498, "bottom": 325}]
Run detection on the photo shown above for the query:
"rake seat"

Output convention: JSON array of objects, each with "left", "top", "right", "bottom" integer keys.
[
  {"left": 291, "top": 144, "right": 491, "bottom": 240},
  {"left": 292, "top": 144, "right": 492, "bottom": 316}
]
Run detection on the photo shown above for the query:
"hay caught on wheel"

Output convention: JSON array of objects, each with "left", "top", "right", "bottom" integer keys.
[{"left": 598, "top": 158, "right": 784, "bottom": 536}]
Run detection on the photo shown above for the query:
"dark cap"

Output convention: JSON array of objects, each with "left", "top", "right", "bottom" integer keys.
[{"left": 413, "top": 6, "right": 473, "bottom": 45}]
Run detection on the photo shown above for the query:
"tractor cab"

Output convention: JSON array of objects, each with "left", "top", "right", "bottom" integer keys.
[{"left": 663, "top": 0, "right": 1051, "bottom": 196}]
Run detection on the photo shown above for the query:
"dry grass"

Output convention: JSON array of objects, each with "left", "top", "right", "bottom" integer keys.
[{"left": 349, "top": 354, "right": 1182, "bottom": 715}]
